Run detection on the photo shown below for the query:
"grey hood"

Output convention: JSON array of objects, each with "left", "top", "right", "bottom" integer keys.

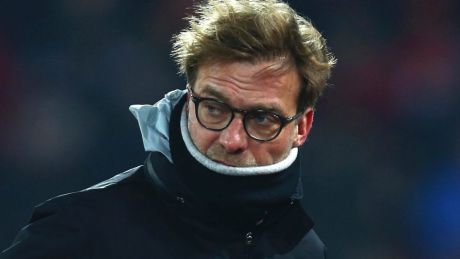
[{"left": 129, "top": 89, "right": 186, "bottom": 163}]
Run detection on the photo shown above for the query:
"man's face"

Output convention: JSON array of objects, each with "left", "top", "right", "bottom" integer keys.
[{"left": 187, "top": 60, "right": 314, "bottom": 167}]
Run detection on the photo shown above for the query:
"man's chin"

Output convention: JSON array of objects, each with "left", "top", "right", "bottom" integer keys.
[
  {"left": 210, "top": 158, "right": 258, "bottom": 167},
  {"left": 205, "top": 148, "right": 258, "bottom": 167}
]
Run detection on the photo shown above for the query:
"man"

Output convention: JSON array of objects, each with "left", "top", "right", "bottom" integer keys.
[{"left": 2, "top": 0, "right": 335, "bottom": 258}]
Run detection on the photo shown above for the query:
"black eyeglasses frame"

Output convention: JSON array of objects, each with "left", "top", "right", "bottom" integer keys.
[{"left": 188, "top": 88, "right": 305, "bottom": 142}]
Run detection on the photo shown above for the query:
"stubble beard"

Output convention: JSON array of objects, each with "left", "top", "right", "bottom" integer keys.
[{"left": 205, "top": 144, "right": 258, "bottom": 167}]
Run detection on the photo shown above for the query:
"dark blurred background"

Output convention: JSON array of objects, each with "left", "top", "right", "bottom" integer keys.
[{"left": 1, "top": 0, "right": 459, "bottom": 258}]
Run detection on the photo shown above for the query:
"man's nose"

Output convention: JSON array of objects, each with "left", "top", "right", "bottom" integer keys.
[{"left": 218, "top": 116, "right": 248, "bottom": 153}]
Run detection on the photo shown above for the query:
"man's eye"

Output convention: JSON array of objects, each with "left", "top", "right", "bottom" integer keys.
[
  {"left": 203, "top": 103, "right": 224, "bottom": 116},
  {"left": 252, "top": 113, "right": 276, "bottom": 125}
]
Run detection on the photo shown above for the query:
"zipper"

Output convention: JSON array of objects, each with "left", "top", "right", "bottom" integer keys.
[
  {"left": 245, "top": 232, "right": 254, "bottom": 245},
  {"left": 244, "top": 231, "right": 254, "bottom": 258}
]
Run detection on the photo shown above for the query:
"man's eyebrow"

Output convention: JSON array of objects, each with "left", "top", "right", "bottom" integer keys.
[
  {"left": 200, "top": 84, "right": 286, "bottom": 115},
  {"left": 200, "top": 85, "right": 231, "bottom": 103}
]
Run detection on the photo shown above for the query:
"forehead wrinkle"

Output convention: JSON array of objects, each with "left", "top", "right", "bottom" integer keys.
[
  {"left": 199, "top": 60, "right": 293, "bottom": 89},
  {"left": 199, "top": 84, "right": 231, "bottom": 103}
]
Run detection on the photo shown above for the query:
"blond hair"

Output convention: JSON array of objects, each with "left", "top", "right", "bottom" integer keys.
[{"left": 172, "top": 0, "right": 336, "bottom": 109}]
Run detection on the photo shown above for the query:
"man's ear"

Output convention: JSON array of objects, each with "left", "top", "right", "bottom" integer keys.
[
  {"left": 185, "top": 84, "right": 191, "bottom": 112},
  {"left": 293, "top": 108, "right": 314, "bottom": 147}
]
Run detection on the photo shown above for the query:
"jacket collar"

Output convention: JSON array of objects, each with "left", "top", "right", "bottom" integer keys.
[
  {"left": 132, "top": 90, "right": 315, "bottom": 253},
  {"left": 145, "top": 151, "right": 314, "bottom": 254}
]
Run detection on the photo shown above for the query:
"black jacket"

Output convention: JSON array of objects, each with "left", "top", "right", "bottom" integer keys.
[{"left": 1, "top": 157, "right": 326, "bottom": 258}]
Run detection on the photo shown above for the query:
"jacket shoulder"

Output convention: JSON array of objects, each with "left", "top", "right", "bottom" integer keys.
[
  {"left": 28, "top": 165, "right": 144, "bottom": 221},
  {"left": 272, "top": 229, "right": 326, "bottom": 259},
  {"left": 1, "top": 166, "right": 148, "bottom": 258},
  {"left": 290, "top": 229, "right": 327, "bottom": 259}
]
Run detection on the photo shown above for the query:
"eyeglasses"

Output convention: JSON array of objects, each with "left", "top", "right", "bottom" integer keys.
[{"left": 188, "top": 87, "right": 305, "bottom": 141}]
